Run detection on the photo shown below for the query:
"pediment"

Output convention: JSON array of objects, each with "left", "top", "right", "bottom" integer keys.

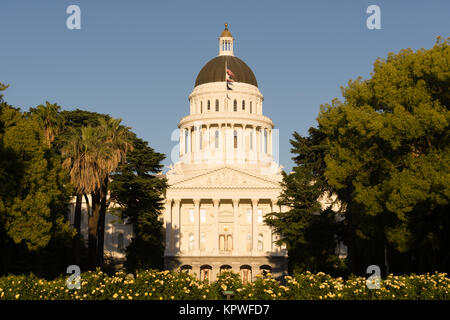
[{"left": 169, "top": 166, "right": 280, "bottom": 190}]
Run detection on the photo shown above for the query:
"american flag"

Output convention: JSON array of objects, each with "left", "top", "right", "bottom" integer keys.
[{"left": 226, "top": 68, "right": 234, "bottom": 90}]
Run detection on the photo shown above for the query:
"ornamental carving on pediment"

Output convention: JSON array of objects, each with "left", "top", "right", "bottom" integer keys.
[{"left": 204, "top": 171, "right": 245, "bottom": 185}]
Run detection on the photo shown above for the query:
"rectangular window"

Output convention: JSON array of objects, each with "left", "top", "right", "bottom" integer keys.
[
  {"left": 200, "top": 232, "right": 206, "bottom": 251},
  {"left": 215, "top": 130, "right": 219, "bottom": 149},
  {"left": 189, "top": 209, "right": 194, "bottom": 223},
  {"left": 264, "top": 129, "right": 268, "bottom": 153},
  {"left": 185, "top": 129, "right": 189, "bottom": 153},
  {"left": 257, "top": 209, "right": 263, "bottom": 223},
  {"left": 200, "top": 209, "right": 206, "bottom": 223}
]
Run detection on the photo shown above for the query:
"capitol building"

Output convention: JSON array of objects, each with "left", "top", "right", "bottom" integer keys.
[{"left": 163, "top": 24, "right": 288, "bottom": 282}]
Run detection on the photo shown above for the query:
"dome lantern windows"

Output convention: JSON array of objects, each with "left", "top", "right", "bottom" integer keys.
[{"left": 233, "top": 100, "right": 237, "bottom": 112}]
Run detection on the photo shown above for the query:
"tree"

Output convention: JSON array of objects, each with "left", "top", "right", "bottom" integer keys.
[
  {"left": 58, "top": 109, "right": 108, "bottom": 267},
  {"left": 95, "top": 117, "right": 134, "bottom": 267},
  {"left": 0, "top": 96, "right": 74, "bottom": 277},
  {"left": 30, "top": 102, "right": 62, "bottom": 147},
  {"left": 265, "top": 129, "right": 344, "bottom": 275},
  {"left": 317, "top": 37, "right": 450, "bottom": 274},
  {"left": 61, "top": 117, "right": 133, "bottom": 269},
  {"left": 109, "top": 136, "right": 167, "bottom": 271}
]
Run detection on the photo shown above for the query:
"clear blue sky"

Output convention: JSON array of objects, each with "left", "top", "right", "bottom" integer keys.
[{"left": 1, "top": 0, "right": 449, "bottom": 172}]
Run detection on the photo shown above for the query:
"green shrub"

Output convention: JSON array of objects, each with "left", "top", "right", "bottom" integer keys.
[{"left": 0, "top": 269, "right": 449, "bottom": 300}]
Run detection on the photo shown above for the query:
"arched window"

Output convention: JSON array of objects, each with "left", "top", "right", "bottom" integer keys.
[
  {"left": 200, "top": 265, "right": 212, "bottom": 283},
  {"left": 242, "top": 100, "right": 245, "bottom": 110},
  {"left": 260, "top": 265, "right": 272, "bottom": 278},
  {"left": 188, "top": 233, "right": 194, "bottom": 252},
  {"left": 215, "top": 130, "right": 219, "bottom": 149},
  {"left": 233, "top": 130, "right": 238, "bottom": 149},
  {"left": 207, "top": 100, "right": 210, "bottom": 111},
  {"left": 215, "top": 99, "right": 219, "bottom": 111},
  {"left": 233, "top": 100, "right": 237, "bottom": 112},
  {"left": 257, "top": 234, "right": 264, "bottom": 252},
  {"left": 219, "top": 235, "right": 225, "bottom": 252},
  {"left": 180, "top": 265, "right": 192, "bottom": 274},
  {"left": 240, "top": 265, "right": 252, "bottom": 284},
  {"left": 227, "top": 235, "right": 233, "bottom": 252},
  {"left": 220, "top": 265, "right": 232, "bottom": 274}
]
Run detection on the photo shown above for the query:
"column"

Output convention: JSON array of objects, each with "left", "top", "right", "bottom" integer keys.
[
  {"left": 179, "top": 128, "right": 184, "bottom": 156},
  {"left": 164, "top": 199, "right": 172, "bottom": 254},
  {"left": 271, "top": 199, "right": 279, "bottom": 252},
  {"left": 172, "top": 199, "right": 181, "bottom": 253},
  {"left": 268, "top": 129, "right": 272, "bottom": 156},
  {"left": 252, "top": 126, "right": 257, "bottom": 162},
  {"left": 232, "top": 199, "right": 239, "bottom": 254},
  {"left": 194, "top": 199, "right": 200, "bottom": 253},
  {"left": 251, "top": 199, "right": 259, "bottom": 254},
  {"left": 213, "top": 199, "right": 220, "bottom": 252}
]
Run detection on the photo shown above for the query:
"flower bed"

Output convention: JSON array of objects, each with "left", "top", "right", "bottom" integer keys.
[{"left": 0, "top": 270, "right": 449, "bottom": 300}]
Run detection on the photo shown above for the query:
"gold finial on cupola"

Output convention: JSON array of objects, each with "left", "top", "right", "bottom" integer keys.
[{"left": 220, "top": 23, "right": 233, "bottom": 38}]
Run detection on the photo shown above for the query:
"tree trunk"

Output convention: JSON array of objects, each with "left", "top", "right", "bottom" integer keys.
[
  {"left": 73, "top": 193, "right": 82, "bottom": 266},
  {"left": 97, "top": 177, "right": 108, "bottom": 268},
  {"left": 88, "top": 191, "right": 101, "bottom": 270}
]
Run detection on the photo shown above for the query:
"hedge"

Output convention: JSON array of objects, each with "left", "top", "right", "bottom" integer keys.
[{"left": 0, "top": 270, "right": 449, "bottom": 300}]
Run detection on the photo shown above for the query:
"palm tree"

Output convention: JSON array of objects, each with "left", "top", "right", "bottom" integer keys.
[
  {"left": 61, "top": 118, "right": 133, "bottom": 269},
  {"left": 61, "top": 125, "right": 110, "bottom": 267},
  {"left": 96, "top": 118, "right": 133, "bottom": 266},
  {"left": 33, "top": 102, "right": 62, "bottom": 147}
]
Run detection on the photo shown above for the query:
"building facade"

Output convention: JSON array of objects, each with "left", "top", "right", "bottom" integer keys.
[{"left": 164, "top": 25, "right": 288, "bottom": 282}]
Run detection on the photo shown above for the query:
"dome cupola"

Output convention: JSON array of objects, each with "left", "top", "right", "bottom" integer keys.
[{"left": 194, "top": 24, "right": 258, "bottom": 88}]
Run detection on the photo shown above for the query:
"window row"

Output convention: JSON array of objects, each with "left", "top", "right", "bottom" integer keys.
[
  {"left": 180, "top": 264, "right": 272, "bottom": 283},
  {"left": 187, "top": 233, "right": 265, "bottom": 252},
  {"left": 184, "top": 128, "right": 269, "bottom": 153},
  {"left": 196, "top": 99, "right": 258, "bottom": 114}
]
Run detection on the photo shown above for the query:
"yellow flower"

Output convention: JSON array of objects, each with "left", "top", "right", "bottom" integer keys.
[
  {"left": 113, "top": 293, "right": 118, "bottom": 299},
  {"left": 15, "top": 294, "right": 20, "bottom": 299}
]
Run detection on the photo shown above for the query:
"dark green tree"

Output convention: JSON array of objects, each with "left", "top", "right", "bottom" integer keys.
[
  {"left": 109, "top": 136, "right": 167, "bottom": 271},
  {"left": 265, "top": 129, "right": 344, "bottom": 275},
  {"left": 0, "top": 92, "right": 74, "bottom": 277}
]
